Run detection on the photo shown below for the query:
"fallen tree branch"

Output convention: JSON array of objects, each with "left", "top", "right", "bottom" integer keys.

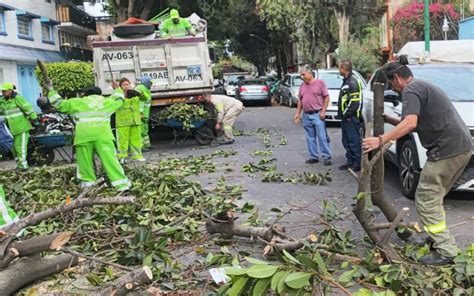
[
  {"left": 381, "top": 207, "right": 409, "bottom": 245},
  {"left": 61, "top": 247, "right": 134, "bottom": 272},
  {"left": 0, "top": 196, "right": 135, "bottom": 257},
  {"left": 205, "top": 219, "right": 273, "bottom": 241},
  {"left": 91, "top": 266, "right": 153, "bottom": 296},
  {"left": 0, "top": 253, "right": 78, "bottom": 295}
]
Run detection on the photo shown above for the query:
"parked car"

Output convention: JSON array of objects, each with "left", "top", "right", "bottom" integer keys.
[
  {"left": 276, "top": 73, "right": 305, "bottom": 107},
  {"left": 362, "top": 63, "right": 474, "bottom": 198},
  {"left": 259, "top": 75, "right": 278, "bottom": 87},
  {"left": 235, "top": 79, "right": 272, "bottom": 106},
  {"left": 317, "top": 69, "right": 367, "bottom": 123},
  {"left": 224, "top": 75, "right": 247, "bottom": 96}
]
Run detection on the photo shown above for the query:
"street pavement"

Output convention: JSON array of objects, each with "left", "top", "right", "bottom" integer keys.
[{"left": 1, "top": 105, "right": 473, "bottom": 249}]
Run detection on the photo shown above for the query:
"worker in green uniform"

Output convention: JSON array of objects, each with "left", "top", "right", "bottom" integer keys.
[
  {"left": 115, "top": 78, "right": 145, "bottom": 163},
  {"left": 0, "top": 83, "right": 39, "bottom": 170},
  {"left": 160, "top": 9, "right": 195, "bottom": 38},
  {"left": 136, "top": 76, "right": 152, "bottom": 150},
  {"left": 0, "top": 185, "right": 20, "bottom": 230},
  {"left": 46, "top": 86, "right": 131, "bottom": 191}
]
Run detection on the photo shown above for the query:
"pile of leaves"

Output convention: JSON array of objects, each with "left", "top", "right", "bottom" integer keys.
[
  {"left": 157, "top": 103, "right": 212, "bottom": 131},
  {"left": 0, "top": 151, "right": 247, "bottom": 293}
]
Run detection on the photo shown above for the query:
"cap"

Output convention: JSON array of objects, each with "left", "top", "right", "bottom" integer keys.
[{"left": 0, "top": 83, "right": 14, "bottom": 91}]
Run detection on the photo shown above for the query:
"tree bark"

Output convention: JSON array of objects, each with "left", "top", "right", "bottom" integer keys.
[
  {"left": 205, "top": 219, "right": 273, "bottom": 241},
  {"left": 91, "top": 266, "right": 153, "bottom": 296},
  {"left": 9, "top": 232, "right": 73, "bottom": 257},
  {"left": 334, "top": 6, "right": 350, "bottom": 45},
  {"left": 371, "top": 84, "right": 413, "bottom": 240},
  {"left": 0, "top": 253, "right": 78, "bottom": 295}
]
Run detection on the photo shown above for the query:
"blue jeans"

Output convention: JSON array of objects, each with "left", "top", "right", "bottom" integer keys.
[
  {"left": 302, "top": 112, "right": 332, "bottom": 161},
  {"left": 341, "top": 116, "right": 362, "bottom": 168}
]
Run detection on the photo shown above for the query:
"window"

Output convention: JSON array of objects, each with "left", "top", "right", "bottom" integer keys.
[
  {"left": 41, "top": 23, "right": 53, "bottom": 43},
  {"left": 0, "top": 10, "right": 6, "bottom": 35},
  {"left": 17, "top": 16, "right": 32, "bottom": 39}
]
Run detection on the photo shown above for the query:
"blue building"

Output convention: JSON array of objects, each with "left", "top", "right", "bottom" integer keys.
[{"left": 459, "top": 16, "right": 474, "bottom": 40}]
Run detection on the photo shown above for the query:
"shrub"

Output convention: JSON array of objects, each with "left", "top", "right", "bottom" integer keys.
[{"left": 35, "top": 62, "right": 94, "bottom": 97}]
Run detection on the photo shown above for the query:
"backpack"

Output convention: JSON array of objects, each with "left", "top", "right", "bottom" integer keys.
[{"left": 0, "top": 120, "right": 13, "bottom": 155}]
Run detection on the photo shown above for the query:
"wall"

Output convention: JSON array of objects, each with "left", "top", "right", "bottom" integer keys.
[
  {"left": 459, "top": 17, "right": 474, "bottom": 39},
  {"left": 0, "top": 0, "right": 60, "bottom": 52}
]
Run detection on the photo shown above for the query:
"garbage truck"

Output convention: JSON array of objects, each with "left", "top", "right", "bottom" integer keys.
[
  {"left": 91, "top": 13, "right": 217, "bottom": 145},
  {"left": 92, "top": 13, "right": 215, "bottom": 110}
]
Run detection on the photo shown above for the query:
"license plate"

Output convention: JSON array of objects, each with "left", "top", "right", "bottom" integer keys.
[{"left": 187, "top": 66, "right": 202, "bottom": 75}]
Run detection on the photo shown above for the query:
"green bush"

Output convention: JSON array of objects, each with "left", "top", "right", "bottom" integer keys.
[
  {"left": 336, "top": 26, "right": 381, "bottom": 79},
  {"left": 35, "top": 62, "right": 94, "bottom": 97}
]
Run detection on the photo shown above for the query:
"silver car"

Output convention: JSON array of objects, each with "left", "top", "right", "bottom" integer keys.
[
  {"left": 235, "top": 79, "right": 272, "bottom": 106},
  {"left": 277, "top": 73, "right": 305, "bottom": 107}
]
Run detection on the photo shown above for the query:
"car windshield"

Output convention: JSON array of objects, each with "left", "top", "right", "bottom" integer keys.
[
  {"left": 293, "top": 76, "right": 303, "bottom": 87},
  {"left": 411, "top": 67, "right": 474, "bottom": 102},
  {"left": 318, "top": 72, "right": 344, "bottom": 89}
]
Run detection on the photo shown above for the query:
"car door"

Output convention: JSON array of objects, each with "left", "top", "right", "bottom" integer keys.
[{"left": 279, "top": 75, "right": 291, "bottom": 104}]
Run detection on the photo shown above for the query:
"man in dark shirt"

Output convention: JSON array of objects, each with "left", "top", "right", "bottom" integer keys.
[
  {"left": 362, "top": 58, "right": 472, "bottom": 266},
  {"left": 338, "top": 60, "right": 363, "bottom": 171}
]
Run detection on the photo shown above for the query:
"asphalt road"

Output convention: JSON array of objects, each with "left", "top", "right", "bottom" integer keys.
[
  {"left": 150, "top": 105, "right": 474, "bottom": 249},
  {"left": 1, "top": 105, "right": 473, "bottom": 249}
]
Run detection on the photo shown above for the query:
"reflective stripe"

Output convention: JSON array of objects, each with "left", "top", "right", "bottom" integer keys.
[
  {"left": 424, "top": 221, "right": 447, "bottom": 234},
  {"left": 5, "top": 112, "right": 24, "bottom": 119},
  {"left": 75, "top": 111, "right": 112, "bottom": 118},
  {"left": 4, "top": 108, "right": 21, "bottom": 115},
  {"left": 49, "top": 93, "right": 62, "bottom": 102},
  {"left": 111, "top": 179, "right": 131, "bottom": 186},
  {"left": 75, "top": 118, "right": 110, "bottom": 123},
  {"left": 215, "top": 103, "right": 224, "bottom": 112}
]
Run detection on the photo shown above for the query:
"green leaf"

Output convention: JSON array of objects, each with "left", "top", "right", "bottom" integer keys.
[
  {"left": 296, "top": 255, "right": 319, "bottom": 272},
  {"left": 374, "top": 275, "right": 385, "bottom": 287},
  {"left": 245, "top": 257, "right": 269, "bottom": 265},
  {"left": 225, "top": 267, "right": 248, "bottom": 276},
  {"left": 282, "top": 249, "right": 301, "bottom": 265},
  {"left": 252, "top": 277, "right": 271, "bottom": 296},
  {"left": 277, "top": 270, "right": 289, "bottom": 294},
  {"left": 284, "top": 272, "right": 311, "bottom": 289},
  {"left": 246, "top": 264, "right": 279, "bottom": 279},
  {"left": 228, "top": 276, "right": 249, "bottom": 296},
  {"left": 354, "top": 288, "right": 372, "bottom": 296},
  {"left": 143, "top": 253, "right": 153, "bottom": 267},
  {"left": 271, "top": 270, "right": 289, "bottom": 291},
  {"left": 338, "top": 270, "right": 355, "bottom": 284},
  {"left": 356, "top": 192, "right": 366, "bottom": 200},
  {"left": 313, "top": 252, "right": 329, "bottom": 275}
]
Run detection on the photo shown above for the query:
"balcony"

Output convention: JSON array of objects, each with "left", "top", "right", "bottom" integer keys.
[
  {"left": 57, "top": 5, "right": 96, "bottom": 36},
  {"left": 60, "top": 45, "right": 93, "bottom": 62}
]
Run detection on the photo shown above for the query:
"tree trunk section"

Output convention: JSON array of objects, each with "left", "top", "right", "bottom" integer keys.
[
  {"left": 371, "top": 84, "right": 412, "bottom": 240},
  {"left": 334, "top": 7, "right": 349, "bottom": 45},
  {"left": 0, "top": 253, "right": 78, "bottom": 295},
  {"left": 91, "top": 266, "right": 153, "bottom": 296},
  {"left": 9, "top": 232, "right": 73, "bottom": 257}
]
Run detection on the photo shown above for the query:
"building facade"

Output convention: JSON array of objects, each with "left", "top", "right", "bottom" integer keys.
[{"left": 0, "top": 0, "right": 62, "bottom": 108}]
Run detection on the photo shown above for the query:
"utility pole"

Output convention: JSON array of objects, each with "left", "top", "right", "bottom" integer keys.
[{"left": 423, "top": 0, "right": 431, "bottom": 63}]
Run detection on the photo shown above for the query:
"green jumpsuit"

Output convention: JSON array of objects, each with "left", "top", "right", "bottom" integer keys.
[
  {"left": 0, "top": 94, "right": 37, "bottom": 170},
  {"left": 0, "top": 185, "right": 19, "bottom": 230},
  {"left": 135, "top": 84, "right": 152, "bottom": 149},
  {"left": 115, "top": 88, "right": 144, "bottom": 161},
  {"left": 47, "top": 89, "right": 131, "bottom": 191},
  {"left": 159, "top": 9, "right": 195, "bottom": 38}
]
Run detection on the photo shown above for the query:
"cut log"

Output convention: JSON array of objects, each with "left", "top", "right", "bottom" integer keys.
[
  {"left": 0, "top": 232, "right": 73, "bottom": 270},
  {"left": 0, "top": 253, "right": 78, "bottom": 295},
  {"left": 91, "top": 266, "right": 153, "bottom": 296},
  {"left": 0, "top": 196, "right": 135, "bottom": 257},
  {"left": 205, "top": 219, "right": 273, "bottom": 241}
]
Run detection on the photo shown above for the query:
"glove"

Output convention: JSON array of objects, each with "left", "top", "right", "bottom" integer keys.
[{"left": 126, "top": 89, "right": 141, "bottom": 98}]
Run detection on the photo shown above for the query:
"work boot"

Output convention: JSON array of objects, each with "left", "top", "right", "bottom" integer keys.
[
  {"left": 419, "top": 251, "right": 455, "bottom": 266},
  {"left": 406, "top": 235, "right": 434, "bottom": 248},
  {"left": 339, "top": 164, "right": 350, "bottom": 170},
  {"left": 305, "top": 159, "right": 319, "bottom": 164},
  {"left": 218, "top": 138, "right": 235, "bottom": 145},
  {"left": 350, "top": 166, "right": 361, "bottom": 172},
  {"left": 323, "top": 159, "right": 332, "bottom": 166}
]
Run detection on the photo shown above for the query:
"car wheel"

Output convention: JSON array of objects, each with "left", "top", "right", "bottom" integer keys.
[
  {"left": 289, "top": 96, "right": 296, "bottom": 108},
  {"left": 398, "top": 140, "right": 420, "bottom": 199}
]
